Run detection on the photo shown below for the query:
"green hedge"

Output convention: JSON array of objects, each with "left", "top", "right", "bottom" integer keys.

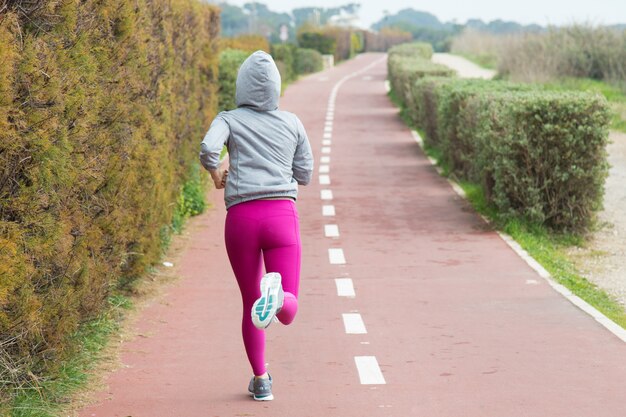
[
  {"left": 466, "top": 91, "right": 610, "bottom": 229},
  {"left": 388, "top": 42, "right": 434, "bottom": 59},
  {"left": 0, "top": 0, "right": 219, "bottom": 397},
  {"left": 271, "top": 43, "right": 297, "bottom": 84},
  {"left": 295, "top": 48, "right": 324, "bottom": 75},
  {"left": 387, "top": 54, "right": 455, "bottom": 113},
  {"left": 218, "top": 48, "right": 251, "bottom": 111},
  {"left": 388, "top": 47, "right": 610, "bottom": 231},
  {"left": 387, "top": 42, "right": 454, "bottom": 113},
  {"left": 409, "top": 76, "right": 450, "bottom": 144},
  {"left": 218, "top": 46, "right": 323, "bottom": 112},
  {"left": 433, "top": 79, "right": 534, "bottom": 179},
  {"left": 269, "top": 44, "right": 325, "bottom": 89},
  {"left": 297, "top": 31, "right": 336, "bottom": 55}
]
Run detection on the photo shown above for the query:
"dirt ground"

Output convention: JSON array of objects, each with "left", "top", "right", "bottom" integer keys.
[
  {"left": 433, "top": 53, "right": 626, "bottom": 309},
  {"left": 567, "top": 132, "right": 626, "bottom": 307},
  {"left": 431, "top": 53, "right": 496, "bottom": 79}
]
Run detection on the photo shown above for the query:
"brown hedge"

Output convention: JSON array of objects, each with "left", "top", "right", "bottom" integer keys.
[
  {"left": 220, "top": 34, "right": 270, "bottom": 54},
  {"left": 0, "top": 0, "right": 219, "bottom": 394}
]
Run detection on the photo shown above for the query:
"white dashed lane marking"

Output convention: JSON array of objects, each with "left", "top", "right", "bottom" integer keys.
[
  {"left": 322, "top": 57, "right": 390, "bottom": 388},
  {"left": 324, "top": 224, "right": 339, "bottom": 237},
  {"left": 342, "top": 313, "right": 367, "bottom": 334},
  {"left": 320, "top": 189, "right": 333, "bottom": 200},
  {"left": 335, "top": 278, "right": 355, "bottom": 297},
  {"left": 322, "top": 205, "right": 335, "bottom": 216},
  {"left": 354, "top": 356, "right": 386, "bottom": 385},
  {"left": 328, "top": 248, "right": 346, "bottom": 264}
]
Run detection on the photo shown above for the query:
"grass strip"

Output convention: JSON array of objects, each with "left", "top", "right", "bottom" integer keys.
[{"left": 6, "top": 295, "right": 132, "bottom": 417}]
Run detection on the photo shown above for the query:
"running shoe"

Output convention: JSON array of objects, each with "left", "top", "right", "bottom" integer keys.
[
  {"left": 248, "top": 374, "right": 274, "bottom": 401},
  {"left": 251, "top": 272, "right": 284, "bottom": 329}
]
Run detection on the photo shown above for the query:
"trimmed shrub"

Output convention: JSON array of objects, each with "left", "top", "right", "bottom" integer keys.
[
  {"left": 298, "top": 31, "right": 337, "bottom": 55},
  {"left": 350, "top": 31, "right": 364, "bottom": 57},
  {"left": 388, "top": 42, "right": 434, "bottom": 59},
  {"left": 0, "top": 0, "right": 219, "bottom": 397},
  {"left": 294, "top": 48, "right": 323, "bottom": 75},
  {"left": 466, "top": 91, "right": 610, "bottom": 230},
  {"left": 218, "top": 48, "right": 251, "bottom": 111},
  {"left": 387, "top": 53, "right": 455, "bottom": 110},
  {"left": 388, "top": 43, "right": 454, "bottom": 108},
  {"left": 319, "top": 26, "right": 353, "bottom": 62},
  {"left": 362, "top": 27, "right": 413, "bottom": 52},
  {"left": 408, "top": 78, "right": 610, "bottom": 231},
  {"left": 220, "top": 34, "right": 270, "bottom": 53},
  {"left": 410, "top": 76, "right": 454, "bottom": 145},
  {"left": 269, "top": 44, "right": 324, "bottom": 87},
  {"left": 299, "top": 27, "right": 361, "bottom": 62},
  {"left": 271, "top": 43, "right": 297, "bottom": 83},
  {"left": 434, "top": 79, "right": 534, "bottom": 179},
  {"left": 389, "top": 43, "right": 611, "bottom": 231}
]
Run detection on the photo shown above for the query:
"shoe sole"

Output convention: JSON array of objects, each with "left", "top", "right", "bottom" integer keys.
[
  {"left": 251, "top": 273, "right": 282, "bottom": 329},
  {"left": 253, "top": 393, "right": 274, "bottom": 401}
]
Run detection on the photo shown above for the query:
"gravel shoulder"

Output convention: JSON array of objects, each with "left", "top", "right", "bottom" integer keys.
[
  {"left": 432, "top": 53, "right": 626, "bottom": 308},
  {"left": 431, "top": 53, "right": 496, "bottom": 79},
  {"left": 568, "top": 132, "right": 626, "bottom": 307}
]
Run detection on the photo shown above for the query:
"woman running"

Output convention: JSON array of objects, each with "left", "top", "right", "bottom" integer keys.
[{"left": 199, "top": 51, "right": 313, "bottom": 401}]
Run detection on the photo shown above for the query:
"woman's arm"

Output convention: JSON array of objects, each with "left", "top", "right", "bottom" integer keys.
[
  {"left": 208, "top": 167, "right": 228, "bottom": 189},
  {"left": 200, "top": 114, "right": 229, "bottom": 189},
  {"left": 292, "top": 117, "right": 314, "bottom": 185}
]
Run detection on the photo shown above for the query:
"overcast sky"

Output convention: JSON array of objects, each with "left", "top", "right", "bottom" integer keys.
[{"left": 221, "top": 0, "right": 626, "bottom": 28}]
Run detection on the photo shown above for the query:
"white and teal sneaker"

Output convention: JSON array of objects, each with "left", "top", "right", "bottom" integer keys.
[
  {"left": 251, "top": 272, "right": 284, "bottom": 329},
  {"left": 248, "top": 373, "right": 274, "bottom": 401}
]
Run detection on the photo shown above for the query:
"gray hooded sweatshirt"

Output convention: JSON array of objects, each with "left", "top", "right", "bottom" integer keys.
[{"left": 199, "top": 50, "right": 314, "bottom": 209}]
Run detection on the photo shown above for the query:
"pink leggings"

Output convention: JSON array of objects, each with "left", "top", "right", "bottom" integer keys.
[{"left": 225, "top": 199, "right": 301, "bottom": 376}]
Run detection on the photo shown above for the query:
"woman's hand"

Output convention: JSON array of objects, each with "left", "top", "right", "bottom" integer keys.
[{"left": 209, "top": 168, "right": 228, "bottom": 189}]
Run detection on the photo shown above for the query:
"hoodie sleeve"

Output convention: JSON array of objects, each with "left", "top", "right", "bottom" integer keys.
[
  {"left": 292, "top": 116, "right": 314, "bottom": 185},
  {"left": 199, "top": 112, "right": 229, "bottom": 170}
]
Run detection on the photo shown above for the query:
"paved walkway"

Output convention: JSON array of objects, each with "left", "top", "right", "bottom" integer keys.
[
  {"left": 432, "top": 53, "right": 496, "bottom": 79},
  {"left": 78, "top": 53, "right": 625, "bottom": 417}
]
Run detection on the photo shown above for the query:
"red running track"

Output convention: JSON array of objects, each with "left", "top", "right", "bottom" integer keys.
[{"left": 79, "top": 53, "right": 626, "bottom": 417}]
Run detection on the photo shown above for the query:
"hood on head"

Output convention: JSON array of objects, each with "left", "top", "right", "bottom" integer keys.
[{"left": 235, "top": 51, "right": 282, "bottom": 111}]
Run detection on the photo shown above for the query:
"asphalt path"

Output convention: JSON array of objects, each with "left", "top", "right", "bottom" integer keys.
[{"left": 79, "top": 53, "right": 626, "bottom": 417}]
